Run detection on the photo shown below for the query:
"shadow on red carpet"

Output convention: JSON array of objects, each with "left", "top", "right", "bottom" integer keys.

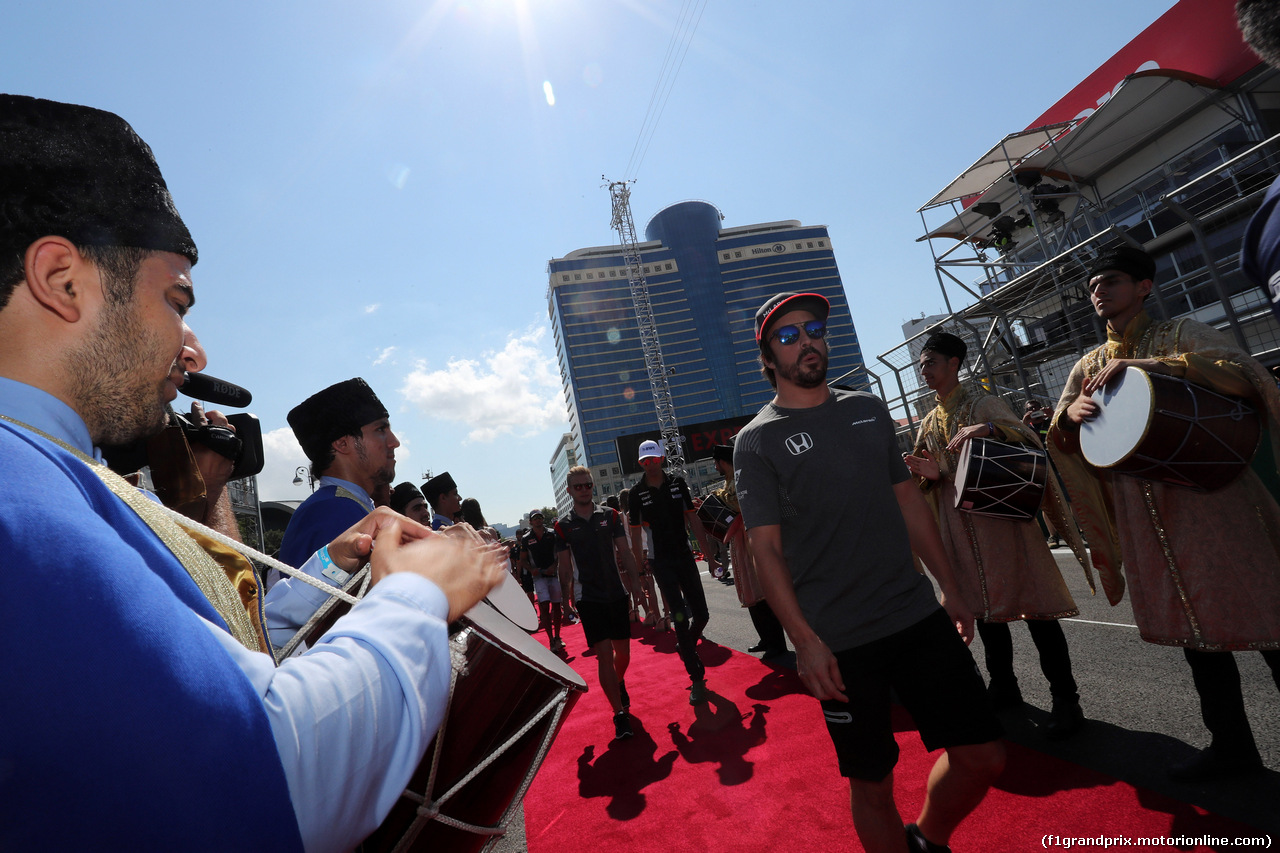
[{"left": 523, "top": 621, "right": 1258, "bottom": 851}]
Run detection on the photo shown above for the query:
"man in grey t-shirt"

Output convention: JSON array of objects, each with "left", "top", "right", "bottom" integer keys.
[{"left": 735, "top": 292, "right": 1004, "bottom": 853}]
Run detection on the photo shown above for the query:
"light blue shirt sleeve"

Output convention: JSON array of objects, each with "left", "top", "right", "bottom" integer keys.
[
  {"left": 263, "top": 549, "right": 346, "bottom": 648},
  {"left": 202, "top": 570, "right": 451, "bottom": 853}
]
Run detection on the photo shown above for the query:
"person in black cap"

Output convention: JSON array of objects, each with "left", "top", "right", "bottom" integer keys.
[
  {"left": 520, "top": 507, "right": 566, "bottom": 650},
  {"left": 0, "top": 95, "right": 505, "bottom": 851},
  {"left": 903, "top": 332, "right": 1090, "bottom": 740},
  {"left": 629, "top": 438, "right": 719, "bottom": 704},
  {"left": 390, "top": 481, "right": 432, "bottom": 526},
  {"left": 422, "top": 471, "right": 461, "bottom": 531},
  {"left": 710, "top": 442, "right": 787, "bottom": 658},
  {"left": 276, "top": 378, "right": 399, "bottom": 569},
  {"left": 735, "top": 292, "right": 1005, "bottom": 853},
  {"left": 1051, "top": 244, "right": 1280, "bottom": 781}
]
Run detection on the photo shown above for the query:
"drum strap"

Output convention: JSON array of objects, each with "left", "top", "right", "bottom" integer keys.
[
  {"left": 1, "top": 414, "right": 362, "bottom": 659},
  {"left": 0, "top": 413, "right": 260, "bottom": 652}
]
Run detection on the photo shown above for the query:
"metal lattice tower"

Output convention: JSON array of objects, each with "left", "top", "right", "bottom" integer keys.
[{"left": 605, "top": 178, "right": 685, "bottom": 478}]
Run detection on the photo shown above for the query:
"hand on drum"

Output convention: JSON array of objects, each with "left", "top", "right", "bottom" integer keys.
[
  {"left": 945, "top": 423, "right": 991, "bottom": 454},
  {"left": 1083, "top": 357, "right": 1167, "bottom": 397},
  {"left": 372, "top": 516, "right": 508, "bottom": 622},
  {"left": 902, "top": 449, "right": 941, "bottom": 481},
  {"left": 323, "top": 506, "right": 434, "bottom": 573}
]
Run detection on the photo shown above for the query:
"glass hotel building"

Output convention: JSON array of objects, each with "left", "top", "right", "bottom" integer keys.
[{"left": 547, "top": 200, "right": 868, "bottom": 493}]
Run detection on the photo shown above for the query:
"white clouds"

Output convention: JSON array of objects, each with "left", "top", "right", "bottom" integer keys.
[
  {"left": 373, "top": 346, "right": 396, "bottom": 365},
  {"left": 400, "top": 328, "right": 567, "bottom": 443},
  {"left": 256, "top": 427, "right": 312, "bottom": 502},
  {"left": 543, "top": 81, "right": 555, "bottom": 106},
  {"left": 365, "top": 303, "right": 381, "bottom": 314}
]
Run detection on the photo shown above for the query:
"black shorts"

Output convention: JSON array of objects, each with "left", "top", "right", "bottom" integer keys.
[
  {"left": 820, "top": 608, "right": 1002, "bottom": 782},
  {"left": 577, "top": 597, "right": 631, "bottom": 647}
]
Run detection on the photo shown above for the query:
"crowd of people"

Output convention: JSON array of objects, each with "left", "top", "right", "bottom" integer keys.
[{"left": 6, "top": 6, "right": 1280, "bottom": 847}]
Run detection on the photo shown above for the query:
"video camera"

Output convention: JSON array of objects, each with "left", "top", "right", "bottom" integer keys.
[{"left": 102, "top": 372, "right": 264, "bottom": 481}]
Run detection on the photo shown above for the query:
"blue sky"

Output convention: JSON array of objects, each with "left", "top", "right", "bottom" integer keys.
[{"left": 9, "top": 0, "right": 1181, "bottom": 525}]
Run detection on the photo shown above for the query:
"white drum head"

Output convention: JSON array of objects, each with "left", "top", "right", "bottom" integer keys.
[
  {"left": 482, "top": 567, "right": 539, "bottom": 632},
  {"left": 1081, "top": 366, "right": 1155, "bottom": 468},
  {"left": 463, "top": 600, "right": 586, "bottom": 691}
]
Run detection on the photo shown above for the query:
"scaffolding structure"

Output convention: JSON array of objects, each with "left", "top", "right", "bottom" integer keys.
[
  {"left": 876, "top": 66, "right": 1280, "bottom": 436},
  {"left": 605, "top": 178, "right": 686, "bottom": 477}
]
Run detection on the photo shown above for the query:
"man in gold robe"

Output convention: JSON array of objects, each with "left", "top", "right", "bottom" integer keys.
[
  {"left": 905, "top": 332, "right": 1093, "bottom": 740},
  {"left": 1050, "top": 245, "right": 1280, "bottom": 781}
]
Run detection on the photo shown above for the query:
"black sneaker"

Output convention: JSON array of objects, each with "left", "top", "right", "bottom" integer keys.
[
  {"left": 613, "top": 711, "right": 633, "bottom": 740},
  {"left": 905, "top": 823, "right": 951, "bottom": 853},
  {"left": 688, "top": 678, "right": 708, "bottom": 705},
  {"left": 618, "top": 679, "right": 630, "bottom": 711}
]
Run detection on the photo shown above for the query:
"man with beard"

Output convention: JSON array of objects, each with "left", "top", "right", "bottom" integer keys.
[
  {"left": 423, "top": 470, "right": 461, "bottom": 531},
  {"left": 277, "top": 378, "right": 399, "bottom": 569},
  {"left": 0, "top": 95, "right": 504, "bottom": 851},
  {"left": 904, "top": 332, "right": 1090, "bottom": 740},
  {"left": 1050, "top": 246, "right": 1280, "bottom": 781},
  {"left": 266, "top": 379, "right": 400, "bottom": 647},
  {"left": 735, "top": 292, "right": 1004, "bottom": 853}
]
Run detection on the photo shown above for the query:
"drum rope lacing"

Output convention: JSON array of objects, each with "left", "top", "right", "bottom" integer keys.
[{"left": 387, "top": 628, "right": 573, "bottom": 849}]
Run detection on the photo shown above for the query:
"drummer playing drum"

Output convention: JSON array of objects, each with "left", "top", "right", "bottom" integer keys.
[
  {"left": 1050, "top": 245, "right": 1280, "bottom": 781},
  {"left": 903, "top": 332, "right": 1093, "bottom": 740}
]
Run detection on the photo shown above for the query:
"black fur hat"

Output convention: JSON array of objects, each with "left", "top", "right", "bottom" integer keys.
[
  {"left": 389, "top": 482, "right": 425, "bottom": 514},
  {"left": 922, "top": 332, "right": 967, "bottom": 364},
  {"left": 1088, "top": 246, "right": 1155, "bottom": 283},
  {"left": 0, "top": 95, "right": 197, "bottom": 264},
  {"left": 287, "top": 378, "right": 388, "bottom": 464},
  {"left": 423, "top": 472, "right": 458, "bottom": 509}
]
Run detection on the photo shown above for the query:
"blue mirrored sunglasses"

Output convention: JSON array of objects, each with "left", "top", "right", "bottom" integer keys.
[{"left": 771, "top": 320, "right": 827, "bottom": 346}]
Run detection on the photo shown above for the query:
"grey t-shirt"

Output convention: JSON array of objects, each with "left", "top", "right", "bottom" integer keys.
[{"left": 734, "top": 388, "right": 940, "bottom": 652}]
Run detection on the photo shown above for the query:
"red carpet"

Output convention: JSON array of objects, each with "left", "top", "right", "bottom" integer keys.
[{"left": 523, "top": 621, "right": 1260, "bottom": 852}]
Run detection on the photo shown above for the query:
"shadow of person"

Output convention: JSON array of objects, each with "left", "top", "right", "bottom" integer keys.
[
  {"left": 576, "top": 716, "right": 679, "bottom": 820},
  {"left": 695, "top": 638, "right": 733, "bottom": 668},
  {"left": 631, "top": 623, "right": 679, "bottom": 656},
  {"left": 745, "top": 666, "right": 807, "bottom": 701},
  {"left": 666, "top": 693, "right": 769, "bottom": 786}
]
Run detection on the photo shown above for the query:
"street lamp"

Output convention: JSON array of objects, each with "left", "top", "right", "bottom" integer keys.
[{"left": 292, "top": 466, "right": 313, "bottom": 491}]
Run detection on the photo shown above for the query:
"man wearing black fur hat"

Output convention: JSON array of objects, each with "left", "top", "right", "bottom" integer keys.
[
  {"left": 0, "top": 95, "right": 504, "bottom": 851},
  {"left": 264, "top": 378, "right": 400, "bottom": 646},
  {"left": 1050, "top": 245, "right": 1280, "bottom": 780},
  {"left": 903, "top": 332, "right": 1090, "bottom": 740},
  {"left": 277, "top": 377, "right": 399, "bottom": 570},
  {"left": 423, "top": 470, "right": 461, "bottom": 530},
  {"left": 390, "top": 481, "right": 432, "bottom": 526}
]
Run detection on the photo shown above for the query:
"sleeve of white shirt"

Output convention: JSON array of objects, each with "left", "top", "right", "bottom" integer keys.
[
  {"left": 262, "top": 553, "right": 345, "bottom": 648},
  {"left": 203, "top": 559, "right": 451, "bottom": 853}
]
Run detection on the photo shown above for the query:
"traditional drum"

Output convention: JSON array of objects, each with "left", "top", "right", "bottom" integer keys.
[
  {"left": 954, "top": 437, "right": 1048, "bottom": 520},
  {"left": 1080, "top": 366, "right": 1261, "bottom": 492},
  {"left": 696, "top": 493, "right": 741, "bottom": 543},
  {"left": 359, "top": 600, "right": 586, "bottom": 852},
  {"left": 280, "top": 564, "right": 539, "bottom": 658}
]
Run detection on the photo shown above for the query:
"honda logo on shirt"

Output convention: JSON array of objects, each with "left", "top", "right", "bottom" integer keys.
[{"left": 785, "top": 432, "right": 813, "bottom": 456}]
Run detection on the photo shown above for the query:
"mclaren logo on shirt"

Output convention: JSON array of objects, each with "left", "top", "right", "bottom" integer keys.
[
  {"left": 824, "top": 710, "right": 852, "bottom": 725},
  {"left": 785, "top": 432, "right": 813, "bottom": 456}
]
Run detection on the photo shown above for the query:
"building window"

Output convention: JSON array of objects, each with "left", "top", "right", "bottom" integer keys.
[
  {"left": 807, "top": 241, "right": 814, "bottom": 248},
  {"left": 561, "top": 274, "right": 570, "bottom": 282},
  {"left": 574, "top": 274, "right": 582, "bottom": 281},
  {"left": 722, "top": 252, "right": 730, "bottom": 261},
  {"left": 665, "top": 263, "right": 673, "bottom": 270}
]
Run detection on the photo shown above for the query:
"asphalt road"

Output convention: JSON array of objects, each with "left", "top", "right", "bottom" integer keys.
[{"left": 494, "top": 553, "right": 1280, "bottom": 850}]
